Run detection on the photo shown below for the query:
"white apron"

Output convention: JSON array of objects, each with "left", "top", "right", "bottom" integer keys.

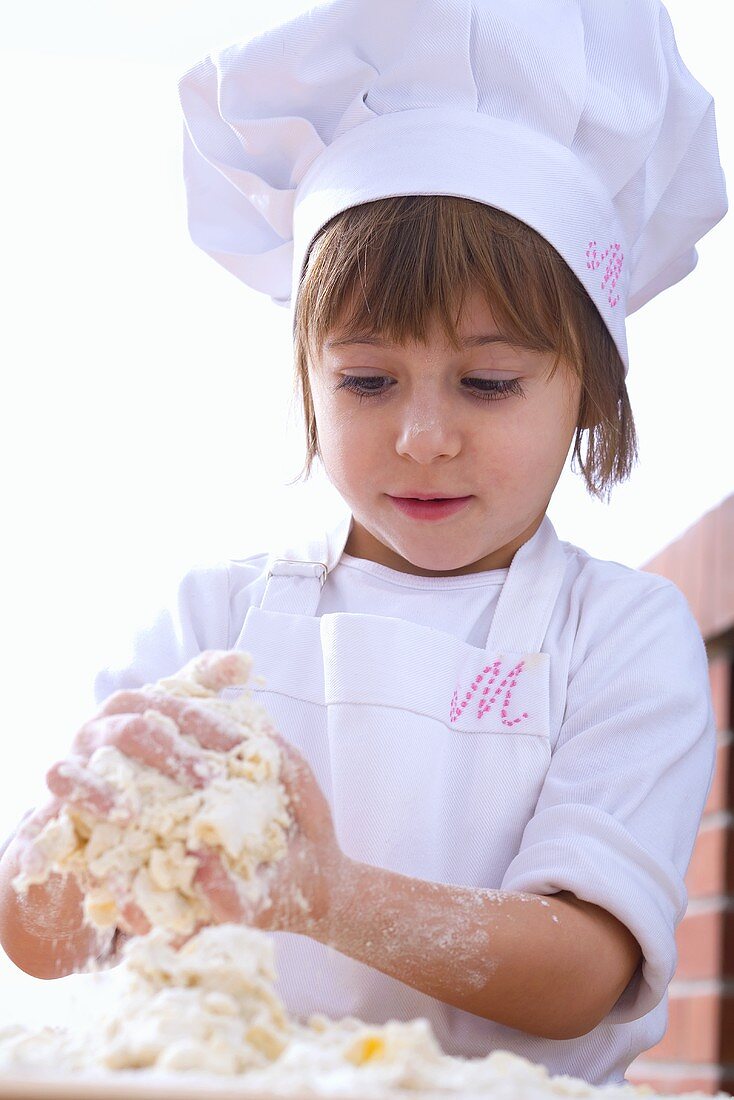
[{"left": 231, "top": 510, "right": 569, "bottom": 1057}]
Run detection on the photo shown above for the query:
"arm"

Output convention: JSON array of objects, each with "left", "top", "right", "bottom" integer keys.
[
  {"left": 197, "top": 734, "right": 641, "bottom": 1041},
  {"left": 312, "top": 861, "right": 641, "bottom": 1041}
]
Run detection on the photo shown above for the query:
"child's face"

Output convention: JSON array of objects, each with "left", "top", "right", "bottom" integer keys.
[{"left": 308, "top": 288, "right": 581, "bottom": 576}]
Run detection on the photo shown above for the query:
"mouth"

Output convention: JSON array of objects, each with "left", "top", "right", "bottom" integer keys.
[
  {"left": 387, "top": 495, "right": 474, "bottom": 521},
  {"left": 390, "top": 494, "right": 473, "bottom": 502}
]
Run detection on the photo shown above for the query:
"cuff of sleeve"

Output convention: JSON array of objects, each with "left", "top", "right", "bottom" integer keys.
[{"left": 500, "top": 802, "right": 686, "bottom": 1024}]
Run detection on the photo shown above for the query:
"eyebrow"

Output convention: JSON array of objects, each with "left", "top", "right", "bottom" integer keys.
[{"left": 324, "top": 333, "right": 534, "bottom": 350}]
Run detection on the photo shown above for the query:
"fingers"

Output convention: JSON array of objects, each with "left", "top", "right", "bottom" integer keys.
[
  {"left": 269, "top": 734, "right": 335, "bottom": 846},
  {"left": 170, "top": 698, "right": 245, "bottom": 752},
  {"left": 192, "top": 849, "right": 250, "bottom": 925},
  {"left": 13, "top": 798, "right": 66, "bottom": 875},
  {"left": 269, "top": 731, "right": 303, "bottom": 774},
  {"left": 14, "top": 799, "right": 65, "bottom": 846},
  {"left": 45, "top": 759, "right": 127, "bottom": 820},
  {"left": 178, "top": 650, "right": 253, "bottom": 693},
  {"left": 73, "top": 712, "right": 212, "bottom": 788},
  {"left": 118, "top": 899, "right": 151, "bottom": 937},
  {"left": 270, "top": 732, "right": 313, "bottom": 796},
  {"left": 44, "top": 710, "right": 212, "bottom": 842},
  {"left": 96, "top": 690, "right": 244, "bottom": 752},
  {"left": 71, "top": 712, "right": 131, "bottom": 758},
  {"left": 111, "top": 712, "right": 213, "bottom": 788}
]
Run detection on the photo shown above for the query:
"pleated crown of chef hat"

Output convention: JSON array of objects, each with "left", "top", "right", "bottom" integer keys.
[{"left": 178, "top": 0, "right": 727, "bottom": 375}]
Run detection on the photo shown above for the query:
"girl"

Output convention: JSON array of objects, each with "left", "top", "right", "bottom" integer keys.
[{"left": 0, "top": 0, "right": 728, "bottom": 1087}]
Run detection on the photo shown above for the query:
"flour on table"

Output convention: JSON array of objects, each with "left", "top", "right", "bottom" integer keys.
[
  {"left": 0, "top": 921, "right": 725, "bottom": 1100},
  {"left": 12, "top": 650, "right": 292, "bottom": 935}
]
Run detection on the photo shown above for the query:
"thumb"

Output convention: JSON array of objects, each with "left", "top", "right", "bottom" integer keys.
[{"left": 191, "top": 848, "right": 258, "bottom": 926}]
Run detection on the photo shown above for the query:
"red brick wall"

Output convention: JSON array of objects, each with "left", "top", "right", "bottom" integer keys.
[{"left": 626, "top": 496, "right": 734, "bottom": 1095}]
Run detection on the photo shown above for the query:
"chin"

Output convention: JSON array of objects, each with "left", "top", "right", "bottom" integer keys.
[{"left": 402, "top": 550, "right": 471, "bottom": 575}]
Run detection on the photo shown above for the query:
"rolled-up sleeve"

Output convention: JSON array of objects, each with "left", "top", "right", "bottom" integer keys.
[
  {"left": 92, "top": 561, "right": 232, "bottom": 706},
  {"left": 501, "top": 578, "right": 717, "bottom": 1024}
]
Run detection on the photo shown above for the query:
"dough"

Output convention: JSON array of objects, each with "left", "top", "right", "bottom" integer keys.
[
  {"left": 0, "top": 922, "right": 718, "bottom": 1099},
  {"left": 12, "top": 651, "right": 291, "bottom": 935},
  {"left": 0, "top": 925, "right": 291, "bottom": 1076}
]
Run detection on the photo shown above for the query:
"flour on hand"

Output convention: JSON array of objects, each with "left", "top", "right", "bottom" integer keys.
[{"left": 12, "top": 651, "right": 292, "bottom": 935}]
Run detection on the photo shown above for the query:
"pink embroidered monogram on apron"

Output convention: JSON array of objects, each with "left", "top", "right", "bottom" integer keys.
[
  {"left": 226, "top": 508, "right": 569, "bottom": 1060},
  {"left": 450, "top": 658, "right": 530, "bottom": 726}
]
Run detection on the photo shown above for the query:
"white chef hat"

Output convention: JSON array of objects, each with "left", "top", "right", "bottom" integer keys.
[{"left": 178, "top": 0, "right": 727, "bottom": 374}]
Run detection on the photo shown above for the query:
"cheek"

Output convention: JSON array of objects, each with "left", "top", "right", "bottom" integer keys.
[
  {"left": 473, "top": 402, "right": 569, "bottom": 483},
  {"left": 310, "top": 393, "right": 371, "bottom": 473},
  {"left": 471, "top": 410, "right": 532, "bottom": 467},
  {"left": 523, "top": 396, "right": 579, "bottom": 480}
]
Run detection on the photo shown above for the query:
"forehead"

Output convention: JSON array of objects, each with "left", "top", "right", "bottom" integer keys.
[
  {"left": 308, "top": 281, "right": 572, "bottom": 387},
  {"left": 320, "top": 286, "right": 506, "bottom": 351},
  {"left": 324, "top": 296, "right": 552, "bottom": 362}
]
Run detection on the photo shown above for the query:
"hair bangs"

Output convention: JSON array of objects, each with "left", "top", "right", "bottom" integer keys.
[{"left": 297, "top": 196, "right": 576, "bottom": 383}]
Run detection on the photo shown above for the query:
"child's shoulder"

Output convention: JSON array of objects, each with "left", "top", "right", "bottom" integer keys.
[
  {"left": 560, "top": 533, "right": 676, "bottom": 593},
  {"left": 556, "top": 533, "right": 698, "bottom": 646},
  {"left": 227, "top": 549, "right": 271, "bottom": 581},
  {"left": 159, "top": 550, "right": 272, "bottom": 634},
  {"left": 226, "top": 549, "right": 272, "bottom": 608},
  {"left": 553, "top": 535, "right": 711, "bottom": 723},
  {"left": 166, "top": 549, "right": 271, "bottom": 600}
]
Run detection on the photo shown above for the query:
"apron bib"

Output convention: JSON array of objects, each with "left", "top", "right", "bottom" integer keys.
[{"left": 231, "top": 509, "right": 568, "bottom": 1054}]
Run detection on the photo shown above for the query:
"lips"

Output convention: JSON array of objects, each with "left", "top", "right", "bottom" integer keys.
[
  {"left": 392, "top": 493, "right": 471, "bottom": 501},
  {"left": 388, "top": 495, "right": 473, "bottom": 521}
]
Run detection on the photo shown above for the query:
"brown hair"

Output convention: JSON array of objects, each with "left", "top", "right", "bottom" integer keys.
[{"left": 288, "top": 195, "right": 637, "bottom": 501}]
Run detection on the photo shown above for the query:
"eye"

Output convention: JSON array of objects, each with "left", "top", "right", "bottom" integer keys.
[
  {"left": 465, "top": 378, "right": 525, "bottom": 402},
  {"left": 333, "top": 376, "right": 525, "bottom": 402},
  {"left": 335, "top": 376, "right": 388, "bottom": 399}
]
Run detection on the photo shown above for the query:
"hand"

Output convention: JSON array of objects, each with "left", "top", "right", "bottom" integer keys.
[
  {"left": 21, "top": 653, "right": 250, "bottom": 936},
  {"left": 192, "top": 733, "right": 346, "bottom": 940}
]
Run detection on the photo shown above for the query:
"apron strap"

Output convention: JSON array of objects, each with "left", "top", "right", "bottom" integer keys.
[
  {"left": 260, "top": 507, "right": 566, "bottom": 655},
  {"left": 483, "top": 515, "right": 567, "bottom": 655},
  {"left": 260, "top": 506, "right": 353, "bottom": 615}
]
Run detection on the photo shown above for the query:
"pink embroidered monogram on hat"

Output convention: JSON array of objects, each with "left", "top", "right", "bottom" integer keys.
[
  {"left": 449, "top": 658, "right": 530, "bottom": 726},
  {"left": 586, "top": 241, "right": 625, "bottom": 309}
]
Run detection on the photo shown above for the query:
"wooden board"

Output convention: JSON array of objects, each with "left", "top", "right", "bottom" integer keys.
[
  {"left": 0, "top": 1077, "right": 337, "bottom": 1100},
  {"left": 0, "top": 1076, "right": 392, "bottom": 1100}
]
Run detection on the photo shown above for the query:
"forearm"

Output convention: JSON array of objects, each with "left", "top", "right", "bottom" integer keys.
[
  {"left": 314, "top": 857, "right": 637, "bottom": 1040},
  {"left": 0, "top": 836, "right": 111, "bottom": 979}
]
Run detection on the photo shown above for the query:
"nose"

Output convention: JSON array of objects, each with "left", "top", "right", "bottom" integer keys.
[{"left": 394, "top": 396, "right": 462, "bottom": 463}]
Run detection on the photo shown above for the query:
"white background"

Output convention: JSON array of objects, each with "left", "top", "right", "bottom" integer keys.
[{"left": 0, "top": 0, "right": 731, "bottom": 1026}]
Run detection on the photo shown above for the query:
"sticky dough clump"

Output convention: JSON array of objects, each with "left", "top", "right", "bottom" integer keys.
[
  {"left": 0, "top": 921, "right": 701, "bottom": 1099},
  {"left": 12, "top": 651, "right": 291, "bottom": 935},
  {"left": 0, "top": 925, "right": 292, "bottom": 1075}
]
